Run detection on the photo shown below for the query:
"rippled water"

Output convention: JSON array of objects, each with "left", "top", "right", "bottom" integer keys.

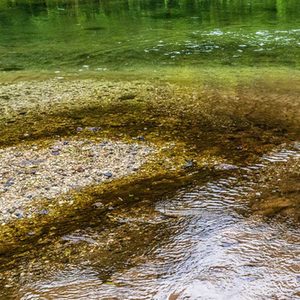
[
  {"left": 9, "top": 142, "right": 299, "bottom": 300},
  {"left": 0, "top": 0, "right": 300, "bottom": 73}
]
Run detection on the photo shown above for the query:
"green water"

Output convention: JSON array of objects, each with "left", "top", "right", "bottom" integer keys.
[{"left": 0, "top": 0, "right": 300, "bottom": 74}]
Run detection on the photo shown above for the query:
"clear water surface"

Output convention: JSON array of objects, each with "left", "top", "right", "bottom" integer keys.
[
  {"left": 0, "top": 1, "right": 300, "bottom": 300},
  {"left": 0, "top": 0, "right": 299, "bottom": 73}
]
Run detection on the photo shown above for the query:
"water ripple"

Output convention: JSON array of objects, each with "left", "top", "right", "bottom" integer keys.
[{"left": 18, "top": 143, "right": 300, "bottom": 300}]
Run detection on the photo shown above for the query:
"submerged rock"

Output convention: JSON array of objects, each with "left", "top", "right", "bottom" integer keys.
[
  {"left": 214, "top": 163, "right": 239, "bottom": 171},
  {"left": 103, "top": 171, "right": 113, "bottom": 178},
  {"left": 133, "top": 136, "right": 145, "bottom": 141},
  {"left": 182, "top": 160, "right": 196, "bottom": 169},
  {"left": 93, "top": 202, "right": 105, "bottom": 209},
  {"left": 118, "top": 93, "right": 137, "bottom": 101}
]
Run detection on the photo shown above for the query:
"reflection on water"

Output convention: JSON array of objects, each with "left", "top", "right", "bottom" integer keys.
[
  {"left": 7, "top": 142, "right": 299, "bottom": 300},
  {"left": 0, "top": 0, "right": 300, "bottom": 72}
]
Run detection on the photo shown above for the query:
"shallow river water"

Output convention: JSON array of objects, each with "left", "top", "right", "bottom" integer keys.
[
  {"left": 2, "top": 142, "right": 298, "bottom": 300},
  {"left": 0, "top": 0, "right": 300, "bottom": 299}
]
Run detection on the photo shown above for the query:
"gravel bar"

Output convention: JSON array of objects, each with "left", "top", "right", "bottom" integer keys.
[{"left": 0, "top": 139, "right": 153, "bottom": 223}]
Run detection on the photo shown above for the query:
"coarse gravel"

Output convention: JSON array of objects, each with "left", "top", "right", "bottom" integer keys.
[
  {"left": 0, "top": 79, "right": 155, "bottom": 120},
  {"left": 0, "top": 139, "right": 154, "bottom": 223}
]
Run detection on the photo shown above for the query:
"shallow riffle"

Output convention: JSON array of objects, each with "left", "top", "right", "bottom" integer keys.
[{"left": 0, "top": 74, "right": 299, "bottom": 299}]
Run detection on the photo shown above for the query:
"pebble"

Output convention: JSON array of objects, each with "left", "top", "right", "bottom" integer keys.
[
  {"left": 103, "top": 171, "right": 113, "bottom": 178},
  {"left": 214, "top": 163, "right": 239, "bottom": 171},
  {"left": 93, "top": 202, "right": 104, "bottom": 209},
  {"left": 51, "top": 150, "right": 60, "bottom": 155},
  {"left": 87, "top": 127, "right": 101, "bottom": 132},
  {"left": 99, "top": 141, "right": 109, "bottom": 147},
  {"left": 38, "top": 209, "right": 49, "bottom": 215},
  {"left": 76, "top": 166, "right": 85, "bottom": 173},
  {"left": 137, "top": 136, "right": 145, "bottom": 141},
  {"left": 182, "top": 160, "right": 196, "bottom": 169},
  {"left": 14, "top": 211, "right": 24, "bottom": 219},
  {"left": 5, "top": 178, "right": 14, "bottom": 187}
]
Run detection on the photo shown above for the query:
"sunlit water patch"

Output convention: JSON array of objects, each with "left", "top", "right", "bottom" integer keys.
[
  {"left": 154, "top": 29, "right": 300, "bottom": 65},
  {"left": 15, "top": 142, "right": 300, "bottom": 300}
]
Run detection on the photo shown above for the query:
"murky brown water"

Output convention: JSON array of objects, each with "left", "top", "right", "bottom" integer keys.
[{"left": 1, "top": 142, "right": 299, "bottom": 300}]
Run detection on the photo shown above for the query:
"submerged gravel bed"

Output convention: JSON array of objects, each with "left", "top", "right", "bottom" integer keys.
[
  {"left": 0, "top": 139, "right": 153, "bottom": 224},
  {"left": 0, "top": 79, "right": 154, "bottom": 120}
]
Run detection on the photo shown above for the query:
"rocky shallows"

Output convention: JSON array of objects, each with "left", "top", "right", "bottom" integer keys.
[
  {"left": 0, "top": 75, "right": 299, "bottom": 300},
  {"left": 0, "top": 139, "right": 153, "bottom": 224},
  {"left": 0, "top": 76, "right": 299, "bottom": 231}
]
